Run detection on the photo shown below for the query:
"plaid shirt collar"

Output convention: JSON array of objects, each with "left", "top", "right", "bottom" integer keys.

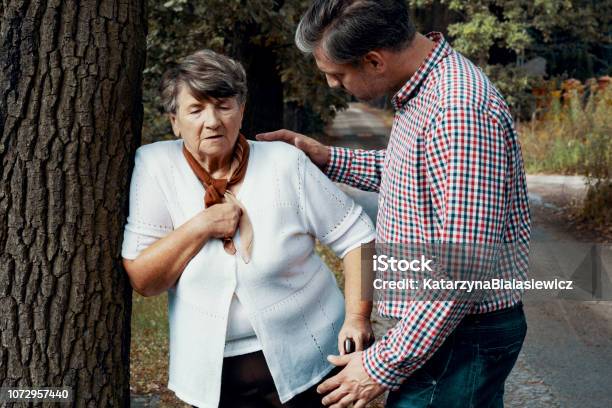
[{"left": 391, "top": 32, "right": 451, "bottom": 110}]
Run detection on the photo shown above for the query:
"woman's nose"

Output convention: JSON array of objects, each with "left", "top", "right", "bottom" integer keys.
[{"left": 203, "top": 107, "right": 221, "bottom": 129}]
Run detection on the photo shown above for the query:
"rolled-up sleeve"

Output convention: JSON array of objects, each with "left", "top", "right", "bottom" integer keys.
[
  {"left": 121, "top": 148, "right": 174, "bottom": 260},
  {"left": 300, "top": 152, "right": 375, "bottom": 258}
]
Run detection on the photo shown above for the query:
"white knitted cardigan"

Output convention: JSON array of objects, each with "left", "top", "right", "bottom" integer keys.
[{"left": 122, "top": 139, "right": 375, "bottom": 408}]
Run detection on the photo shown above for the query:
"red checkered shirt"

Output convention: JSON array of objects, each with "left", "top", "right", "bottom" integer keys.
[{"left": 325, "top": 33, "right": 531, "bottom": 389}]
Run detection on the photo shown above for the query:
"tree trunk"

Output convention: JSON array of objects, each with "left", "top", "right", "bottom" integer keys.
[
  {"left": 242, "top": 45, "right": 284, "bottom": 138},
  {"left": 228, "top": 21, "right": 284, "bottom": 139},
  {"left": 0, "top": 1, "right": 146, "bottom": 406}
]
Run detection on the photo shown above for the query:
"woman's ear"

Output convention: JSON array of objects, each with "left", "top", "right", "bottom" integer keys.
[{"left": 169, "top": 113, "right": 180, "bottom": 138}]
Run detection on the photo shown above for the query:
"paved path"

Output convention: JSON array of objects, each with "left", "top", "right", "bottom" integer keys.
[
  {"left": 325, "top": 103, "right": 390, "bottom": 139},
  {"left": 319, "top": 103, "right": 390, "bottom": 151}
]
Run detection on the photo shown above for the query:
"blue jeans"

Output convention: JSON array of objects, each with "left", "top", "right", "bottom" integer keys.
[{"left": 386, "top": 303, "right": 527, "bottom": 408}]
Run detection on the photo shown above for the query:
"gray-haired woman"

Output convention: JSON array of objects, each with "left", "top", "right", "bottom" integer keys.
[{"left": 121, "top": 49, "right": 375, "bottom": 408}]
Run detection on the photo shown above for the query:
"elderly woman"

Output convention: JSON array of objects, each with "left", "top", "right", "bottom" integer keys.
[{"left": 121, "top": 49, "right": 375, "bottom": 408}]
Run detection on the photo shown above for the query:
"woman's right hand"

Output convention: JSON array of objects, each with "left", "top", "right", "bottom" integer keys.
[{"left": 200, "top": 202, "right": 242, "bottom": 239}]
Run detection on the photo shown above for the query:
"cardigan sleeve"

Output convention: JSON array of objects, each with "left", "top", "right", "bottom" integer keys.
[
  {"left": 300, "top": 152, "right": 375, "bottom": 258},
  {"left": 121, "top": 147, "right": 174, "bottom": 260}
]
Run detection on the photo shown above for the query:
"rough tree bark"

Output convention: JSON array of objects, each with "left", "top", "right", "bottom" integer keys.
[{"left": 0, "top": 1, "right": 146, "bottom": 406}]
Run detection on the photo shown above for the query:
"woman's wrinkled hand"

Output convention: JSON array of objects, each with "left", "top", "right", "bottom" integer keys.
[
  {"left": 200, "top": 202, "right": 242, "bottom": 239},
  {"left": 338, "top": 315, "right": 374, "bottom": 355}
]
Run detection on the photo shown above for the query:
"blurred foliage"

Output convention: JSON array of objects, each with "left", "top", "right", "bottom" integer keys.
[
  {"left": 143, "top": 0, "right": 611, "bottom": 142},
  {"left": 520, "top": 78, "right": 611, "bottom": 223},
  {"left": 144, "top": 0, "right": 349, "bottom": 143},
  {"left": 409, "top": 0, "right": 612, "bottom": 117}
]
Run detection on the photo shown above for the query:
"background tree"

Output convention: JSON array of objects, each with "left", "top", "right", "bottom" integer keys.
[
  {"left": 144, "top": 0, "right": 610, "bottom": 143},
  {"left": 409, "top": 0, "right": 611, "bottom": 116},
  {"left": 408, "top": 0, "right": 611, "bottom": 223},
  {"left": 0, "top": 1, "right": 146, "bottom": 405}
]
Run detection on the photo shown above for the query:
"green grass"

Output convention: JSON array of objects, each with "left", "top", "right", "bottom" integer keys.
[
  {"left": 131, "top": 293, "right": 188, "bottom": 407},
  {"left": 520, "top": 88, "right": 610, "bottom": 175},
  {"left": 519, "top": 86, "right": 611, "bottom": 223}
]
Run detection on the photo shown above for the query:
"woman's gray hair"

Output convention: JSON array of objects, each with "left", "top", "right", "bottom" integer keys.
[
  {"left": 160, "top": 49, "right": 247, "bottom": 114},
  {"left": 295, "top": 0, "right": 416, "bottom": 65}
]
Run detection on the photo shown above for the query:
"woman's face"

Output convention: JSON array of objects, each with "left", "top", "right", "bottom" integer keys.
[{"left": 170, "top": 86, "right": 245, "bottom": 164}]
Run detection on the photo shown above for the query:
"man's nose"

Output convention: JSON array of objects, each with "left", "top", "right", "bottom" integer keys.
[{"left": 326, "top": 74, "right": 341, "bottom": 89}]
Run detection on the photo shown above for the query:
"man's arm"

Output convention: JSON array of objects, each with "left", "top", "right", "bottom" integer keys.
[
  {"left": 362, "top": 104, "right": 509, "bottom": 387},
  {"left": 326, "top": 146, "right": 386, "bottom": 192},
  {"left": 256, "top": 129, "right": 386, "bottom": 192},
  {"left": 362, "top": 300, "right": 471, "bottom": 387},
  {"left": 317, "top": 105, "right": 510, "bottom": 407}
]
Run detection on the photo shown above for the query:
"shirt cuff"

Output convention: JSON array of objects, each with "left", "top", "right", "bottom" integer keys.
[
  {"left": 324, "top": 146, "right": 353, "bottom": 183},
  {"left": 362, "top": 342, "right": 409, "bottom": 390}
]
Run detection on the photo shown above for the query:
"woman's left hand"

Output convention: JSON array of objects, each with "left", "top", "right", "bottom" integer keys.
[{"left": 338, "top": 315, "right": 374, "bottom": 355}]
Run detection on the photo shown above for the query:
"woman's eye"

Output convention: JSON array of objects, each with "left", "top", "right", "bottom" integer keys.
[{"left": 190, "top": 109, "right": 201, "bottom": 114}]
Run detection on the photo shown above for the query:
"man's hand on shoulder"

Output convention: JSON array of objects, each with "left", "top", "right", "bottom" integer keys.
[{"left": 256, "top": 129, "right": 330, "bottom": 169}]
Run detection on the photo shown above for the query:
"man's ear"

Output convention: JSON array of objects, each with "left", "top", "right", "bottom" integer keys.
[
  {"left": 362, "top": 51, "right": 386, "bottom": 73},
  {"left": 169, "top": 114, "right": 180, "bottom": 138}
]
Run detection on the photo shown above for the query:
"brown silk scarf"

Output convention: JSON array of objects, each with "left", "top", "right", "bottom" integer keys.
[{"left": 182, "top": 134, "right": 253, "bottom": 263}]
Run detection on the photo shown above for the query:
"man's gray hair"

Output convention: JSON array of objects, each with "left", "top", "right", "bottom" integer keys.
[
  {"left": 295, "top": 0, "right": 416, "bottom": 65},
  {"left": 160, "top": 49, "right": 247, "bottom": 114}
]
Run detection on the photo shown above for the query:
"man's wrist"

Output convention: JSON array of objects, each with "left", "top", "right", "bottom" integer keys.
[
  {"left": 363, "top": 343, "right": 407, "bottom": 390},
  {"left": 319, "top": 145, "right": 331, "bottom": 170},
  {"left": 322, "top": 145, "right": 337, "bottom": 174},
  {"left": 324, "top": 146, "right": 353, "bottom": 182}
]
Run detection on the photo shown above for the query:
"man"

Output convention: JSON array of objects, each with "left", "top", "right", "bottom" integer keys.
[{"left": 257, "top": 1, "right": 531, "bottom": 407}]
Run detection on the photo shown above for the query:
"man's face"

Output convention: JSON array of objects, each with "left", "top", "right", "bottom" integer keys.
[{"left": 313, "top": 47, "right": 387, "bottom": 101}]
